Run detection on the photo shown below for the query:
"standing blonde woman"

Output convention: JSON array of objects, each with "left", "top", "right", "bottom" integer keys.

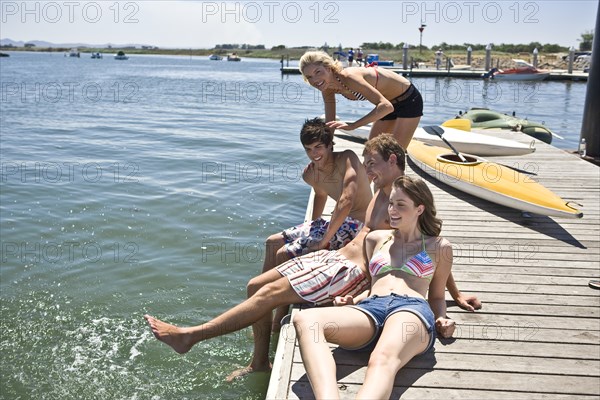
[
  {"left": 299, "top": 50, "right": 423, "bottom": 149},
  {"left": 293, "top": 176, "right": 455, "bottom": 399}
]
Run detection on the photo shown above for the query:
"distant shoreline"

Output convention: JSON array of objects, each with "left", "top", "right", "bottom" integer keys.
[{"left": 1, "top": 46, "right": 587, "bottom": 71}]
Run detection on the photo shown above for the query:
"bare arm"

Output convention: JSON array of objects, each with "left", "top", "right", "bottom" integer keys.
[
  {"left": 323, "top": 90, "right": 337, "bottom": 124},
  {"left": 310, "top": 189, "right": 328, "bottom": 221},
  {"left": 303, "top": 164, "right": 328, "bottom": 221},
  {"left": 428, "top": 238, "right": 455, "bottom": 338},
  {"left": 446, "top": 273, "right": 482, "bottom": 312},
  {"left": 326, "top": 71, "right": 393, "bottom": 131},
  {"left": 312, "top": 151, "right": 361, "bottom": 249}
]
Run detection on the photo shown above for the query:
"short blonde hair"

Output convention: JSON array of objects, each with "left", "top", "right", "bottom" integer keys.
[{"left": 299, "top": 51, "right": 343, "bottom": 82}]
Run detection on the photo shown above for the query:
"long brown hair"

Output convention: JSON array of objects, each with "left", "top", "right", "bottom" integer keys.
[{"left": 392, "top": 176, "right": 442, "bottom": 237}]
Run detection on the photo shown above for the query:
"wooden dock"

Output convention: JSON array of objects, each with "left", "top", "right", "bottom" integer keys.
[
  {"left": 266, "top": 131, "right": 600, "bottom": 399},
  {"left": 280, "top": 66, "right": 589, "bottom": 82}
]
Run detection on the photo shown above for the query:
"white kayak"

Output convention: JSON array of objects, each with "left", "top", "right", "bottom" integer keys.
[{"left": 337, "top": 124, "right": 536, "bottom": 156}]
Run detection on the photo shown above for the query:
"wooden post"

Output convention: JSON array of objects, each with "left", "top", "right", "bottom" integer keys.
[
  {"left": 485, "top": 44, "right": 492, "bottom": 70},
  {"left": 568, "top": 47, "right": 575, "bottom": 74},
  {"left": 533, "top": 48, "right": 538, "bottom": 68},
  {"left": 402, "top": 42, "right": 409, "bottom": 70},
  {"left": 466, "top": 46, "right": 472, "bottom": 65},
  {"left": 580, "top": 1, "right": 599, "bottom": 160}
]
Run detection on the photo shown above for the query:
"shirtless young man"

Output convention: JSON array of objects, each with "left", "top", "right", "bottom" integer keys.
[
  {"left": 144, "top": 134, "right": 481, "bottom": 380},
  {"left": 263, "top": 117, "right": 372, "bottom": 282},
  {"left": 264, "top": 118, "right": 372, "bottom": 333}
]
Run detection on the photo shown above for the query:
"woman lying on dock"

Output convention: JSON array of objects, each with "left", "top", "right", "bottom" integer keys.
[
  {"left": 293, "top": 176, "right": 455, "bottom": 399},
  {"left": 299, "top": 50, "right": 423, "bottom": 149}
]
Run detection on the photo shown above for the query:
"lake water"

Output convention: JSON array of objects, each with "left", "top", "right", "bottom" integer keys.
[{"left": 0, "top": 51, "right": 588, "bottom": 399}]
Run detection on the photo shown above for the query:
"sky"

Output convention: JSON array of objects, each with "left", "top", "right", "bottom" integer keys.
[{"left": 1, "top": 0, "right": 597, "bottom": 49}]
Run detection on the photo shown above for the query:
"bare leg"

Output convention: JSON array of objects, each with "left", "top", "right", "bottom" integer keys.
[
  {"left": 369, "top": 117, "right": 420, "bottom": 150},
  {"left": 271, "top": 247, "right": 293, "bottom": 331},
  {"left": 357, "top": 312, "right": 429, "bottom": 399},
  {"left": 144, "top": 275, "right": 304, "bottom": 355},
  {"left": 225, "top": 268, "right": 285, "bottom": 381},
  {"left": 262, "top": 233, "right": 286, "bottom": 273},
  {"left": 294, "top": 306, "right": 375, "bottom": 399},
  {"left": 368, "top": 119, "right": 396, "bottom": 141},
  {"left": 262, "top": 234, "right": 293, "bottom": 331}
]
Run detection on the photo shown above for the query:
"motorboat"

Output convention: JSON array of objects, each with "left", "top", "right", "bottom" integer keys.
[
  {"left": 483, "top": 59, "right": 549, "bottom": 81},
  {"left": 91, "top": 52, "right": 103, "bottom": 59},
  {"left": 209, "top": 54, "right": 223, "bottom": 60},
  {"left": 227, "top": 53, "right": 241, "bottom": 61},
  {"left": 114, "top": 51, "right": 129, "bottom": 60},
  {"left": 68, "top": 48, "right": 80, "bottom": 58}
]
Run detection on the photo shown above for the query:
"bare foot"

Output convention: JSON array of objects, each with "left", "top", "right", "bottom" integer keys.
[
  {"left": 226, "top": 363, "right": 272, "bottom": 382},
  {"left": 144, "top": 314, "right": 194, "bottom": 354}
]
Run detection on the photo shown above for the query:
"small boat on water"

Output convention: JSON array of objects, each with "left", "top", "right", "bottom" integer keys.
[
  {"left": 209, "top": 54, "right": 223, "bottom": 60},
  {"left": 482, "top": 59, "right": 549, "bottom": 81},
  {"left": 114, "top": 51, "right": 129, "bottom": 60},
  {"left": 406, "top": 140, "right": 582, "bottom": 219},
  {"left": 336, "top": 124, "right": 535, "bottom": 156},
  {"left": 486, "top": 66, "right": 549, "bottom": 81},
  {"left": 0, "top": 52, "right": 9, "bottom": 57},
  {"left": 68, "top": 48, "right": 80, "bottom": 58},
  {"left": 227, "top": 53, "right": 241, "bottom": 61},
  {"left": 455, "top": 108, "right": 558, "bottom": 144},
  {"left": 91, "top": 52, "right": 103, "bottom": 59}
]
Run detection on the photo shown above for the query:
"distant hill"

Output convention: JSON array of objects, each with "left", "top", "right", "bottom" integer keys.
[{"left": 0, "top": 38, "right": 150, "bottom": 49}]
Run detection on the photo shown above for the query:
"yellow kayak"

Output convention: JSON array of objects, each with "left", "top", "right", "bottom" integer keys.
[{"left": 407, "top": 140, "right": 583, "bottom": 219}]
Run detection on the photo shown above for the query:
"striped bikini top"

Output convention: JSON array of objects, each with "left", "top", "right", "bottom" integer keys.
[
  {"left": 368, "top": 233, "right": 435, "bottom": 281},
  {"left": 335, "top": 75, "right": 367, "bottom": 100},
  {"left": 335, "top": 64, "right": 379, "bottom": 101}
]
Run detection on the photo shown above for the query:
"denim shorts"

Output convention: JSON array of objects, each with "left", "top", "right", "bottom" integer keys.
[{"left": 346, "top": 293, "right": 436, "bottom": 354}]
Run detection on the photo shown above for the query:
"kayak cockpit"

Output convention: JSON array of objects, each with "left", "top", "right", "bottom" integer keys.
[{"left": 437, "top": 153, "right": 482, "bottom": 166}]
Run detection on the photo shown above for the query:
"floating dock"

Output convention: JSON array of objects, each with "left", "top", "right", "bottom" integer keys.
[
  {"left": 280, "top": 66, "right": 589, "bottom": 81},
  {"left": 266, "top": 130, "right": 600, "bottom": 399}
]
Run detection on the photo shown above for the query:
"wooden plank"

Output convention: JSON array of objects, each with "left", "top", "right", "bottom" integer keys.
[
  {"left": 288, "top": 384, "right": 600, "bottom": 400},
  {"left": 445, "top": 292, "right": 600, "bottom": 307},
  {"left": 444, "top": 281, "right": 598, "bottom": 296},
  {"left": 448, "top": 302, "right": 599, "bottom": 318},
  {"left": 266, "top": 310, "right": 298, "bottom": 400},
  {"left": 292, "top": 348, "right": 600, "bottom": 377},
  {"left": 292, "top": 339, "right": 600, "bottom": 361},
  {"left": 290, "top": 368, "right": 600, "bottom": 396}
]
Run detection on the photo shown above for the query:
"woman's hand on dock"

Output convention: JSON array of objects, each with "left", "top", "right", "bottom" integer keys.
[
  {"left": 435, "top": 317, "right": 456, "bottom": 338},
  {"left": 455, "top": 293, "right": 482, "bottom": 312}
]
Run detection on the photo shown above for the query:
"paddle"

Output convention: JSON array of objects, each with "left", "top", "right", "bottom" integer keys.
[
  {"left": 441, "top": 118, "right": 472, "bottom": 132},
  {"left": 422, "top": 126, "right": 469, "bottom": 163}
]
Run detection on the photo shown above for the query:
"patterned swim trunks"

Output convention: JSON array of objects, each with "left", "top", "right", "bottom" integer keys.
[
  {"left": 281, "top": 216, "right": 364, "bottom": 258},
  {"left": 276, "top": 250, "right": 370, "bottom": 305}
]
